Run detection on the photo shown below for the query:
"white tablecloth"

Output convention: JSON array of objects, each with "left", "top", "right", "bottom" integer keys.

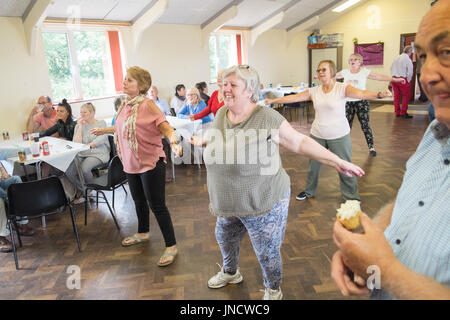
[
  {"left": 260, "top": 85, "right": 308, "bottom": 98},
  {"left": 2, "top": 136, "right": 89, "bottom": 172},
  {"left": 166, "top": 115, "right": 202, "bottom": 141}
]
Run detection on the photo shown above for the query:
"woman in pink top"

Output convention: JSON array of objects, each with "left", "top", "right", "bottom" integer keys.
[{"left": 93, "top": 66, "right": 182, "bottom": 267}]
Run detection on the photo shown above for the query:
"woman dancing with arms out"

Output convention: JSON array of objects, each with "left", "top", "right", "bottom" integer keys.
[
  {"left": 191, "top": 65, "right": 365, "bottom": 300},
  {"left": 336, "top": 53, "right": 405, "bottom": 156},
  {"left": 92, "top": 66, "right": 182, "bottom": 267},
  {"left": 266, "top": 60, "right": 391, "bottom": 202}
]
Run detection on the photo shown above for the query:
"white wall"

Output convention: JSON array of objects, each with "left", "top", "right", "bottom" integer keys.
[
  {"left": 126, "top": 23, "right": 211, "bottom": 103},
  {"left": 0, "top": 17, "right": 52, "bottom": 135},
  {"left": 320, "top": 0, "right": 429, "bottom": 92},
  {"left": 248, "top": 29, "right": 310, "bottom": 88}
]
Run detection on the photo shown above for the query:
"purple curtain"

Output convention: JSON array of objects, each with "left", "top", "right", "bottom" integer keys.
[{"left": 354, "top": 43, "right": 384, "bottom": 66}]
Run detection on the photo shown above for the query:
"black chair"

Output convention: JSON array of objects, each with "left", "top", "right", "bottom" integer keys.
[
  {"left": 91, "top": 135, "right": 116, "bottom": 177},
  {"left": 282, "top": 93, "right": 309, "bottom": 125},
  {"left": 6, "top": 176, "right": 81, "bottom": 270},
  {"left": 84, "top": 156, "right": 126, "bottom": 230}
]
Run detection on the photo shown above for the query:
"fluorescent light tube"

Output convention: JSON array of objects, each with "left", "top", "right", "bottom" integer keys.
[{"left": 332, "top": 0, "right": 361, "bottom": 13}]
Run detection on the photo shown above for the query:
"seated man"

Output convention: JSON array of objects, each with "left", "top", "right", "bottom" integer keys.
[
  {"left": 0, "top": 198, "right": 12, "bottom": 253},
  {"left": 149, "top": 85, "right": 171, "bottom": 116},
  {"left": 27, "top": 96, "right": 57, "bottom": 133},
  {"left": 0, "top": 161, "right": 34, "bottom": 238}
]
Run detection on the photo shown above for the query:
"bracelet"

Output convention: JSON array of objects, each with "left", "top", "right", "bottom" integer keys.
[{"left": 377, "top": 91, "right": 382, "bottom": 99}]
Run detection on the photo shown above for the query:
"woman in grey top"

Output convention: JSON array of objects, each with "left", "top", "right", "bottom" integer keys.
[
  {"left": 190, "top": 65, "right": 365, "bottom": 300},
  {"left": 66, "top": 103, "right": 110, "bottom": 204}
]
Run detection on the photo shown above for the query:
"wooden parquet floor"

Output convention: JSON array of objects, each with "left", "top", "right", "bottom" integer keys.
[{"left": 0, "top": 106, "right": 430, "bottom": 300}]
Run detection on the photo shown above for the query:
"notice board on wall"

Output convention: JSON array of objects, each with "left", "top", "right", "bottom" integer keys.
[{"left": 354, "top": 43, "right": 384, "bottom": 66}]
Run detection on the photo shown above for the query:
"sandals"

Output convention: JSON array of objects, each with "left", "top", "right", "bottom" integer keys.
[
  {"left": 121, "top": 234, "right": 149, "bottom": 247},
  {"left": 157, "top": 248, "right": 178, "bottom": 267}
]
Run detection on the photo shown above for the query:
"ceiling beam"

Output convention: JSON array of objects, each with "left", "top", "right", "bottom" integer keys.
[
  {"left": 23, "top": 0, "right": 52, "bottom": 56},
  {"left": 287, "top": 15, "right": 319, "bottom": 45},
  {"left": 131, "top": 0, "right": 169, "bottom": 50},
  {"left": 250, "top": 11, "right": 285, "bottom": 47},
  {"left": 248, "top": 0, "right": 302, "bottom": 47},
  {"left": 200, "top": 1, "right": 242, "bottom": 47},
  {"left": 286, "top": 0, "right": 342, "bottom": 32}
]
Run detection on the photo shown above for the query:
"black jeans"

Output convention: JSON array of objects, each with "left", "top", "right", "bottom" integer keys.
[{"left": 126, "top": 158, "right": 176, "bottom": 247}]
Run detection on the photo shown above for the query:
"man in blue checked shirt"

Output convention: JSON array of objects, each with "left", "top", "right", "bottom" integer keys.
[
  {"left": 149, "top": 85, "right": 172, "bottom": 116},
  {"left": 331, "top": 1, "right": 450, "bottom": 299}
]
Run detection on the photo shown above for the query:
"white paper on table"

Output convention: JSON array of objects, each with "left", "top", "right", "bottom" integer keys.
[{"left": 39, "top": 137, "right": 89, "bottom": 172}]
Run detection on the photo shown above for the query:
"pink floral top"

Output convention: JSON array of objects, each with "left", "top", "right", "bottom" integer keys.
[{"left": 115, "top": 98, "right": 167, "bottom": 174}]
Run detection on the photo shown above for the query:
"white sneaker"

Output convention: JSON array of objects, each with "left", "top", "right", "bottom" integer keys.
[
  {"left": 262, "top": 287, "right": 283, "bottom": 300},
  {"left": 207, "top": 264, "right": 243, "bottom": 289},
  {"left": 73, "top": 197, "right": 86, "bottom": 204}
]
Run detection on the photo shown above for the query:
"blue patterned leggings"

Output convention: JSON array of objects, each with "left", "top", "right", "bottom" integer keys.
[{"left": 214, "top": 190, "right": 290, "bottom": 290}]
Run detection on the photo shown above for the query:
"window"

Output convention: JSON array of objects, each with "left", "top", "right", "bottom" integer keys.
[
  {"left": 42, "top": 28, "right": 124, "bottom": 102},
  {"left": 209, "top": 31, "right": 245, "bottom": 83}
]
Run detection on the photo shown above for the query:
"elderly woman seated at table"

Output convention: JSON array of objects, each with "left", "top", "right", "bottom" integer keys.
[
  {"left": 39, "top": 99, "right": 77, "bottom": 141},
  {"left": 65, "top": 102, "right": 110, "bottom": 204},
  {"left": 177, "top": 87, "right": 212, "bottom": 124},
  {"left": 176, "top": 87, "right": 212, "bottom": 165}
]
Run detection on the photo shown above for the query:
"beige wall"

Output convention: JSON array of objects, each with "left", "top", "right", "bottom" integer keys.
[
  {"left": 0, "top": 17, "right": 52, "bottom": 135},
  {"left": 126, "top": 23, "right": 210, "bottom": 104},
  {"left": 320, "top": 0, "right": 429, "bottom": 92},
  {"left": 248, "top": 29, "right": 310, "bottom": 88}
]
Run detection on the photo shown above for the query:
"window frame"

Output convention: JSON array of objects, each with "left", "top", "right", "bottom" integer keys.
[
  {"left": 41, "top": 23, "right": 126, "bottom": 103},
  {"left": 209, "top": 29, "right": 247, "bottom": 84}
]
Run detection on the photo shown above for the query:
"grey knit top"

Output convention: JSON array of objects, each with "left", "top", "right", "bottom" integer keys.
[
  {"left": 74, "top": 120, "right": 110, "bottom": 164},
  {"left": 205, "top": 105, "right": 290, "bottom": 218}
]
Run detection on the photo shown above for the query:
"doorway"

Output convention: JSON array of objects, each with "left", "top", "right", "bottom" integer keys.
[{"left": 400, "top": 33, "right": 417, "bottom": 103}]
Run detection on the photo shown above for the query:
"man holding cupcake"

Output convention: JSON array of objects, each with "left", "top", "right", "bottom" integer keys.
[{"left": 331, "top": 1, "right": 450, "bottom": 299}]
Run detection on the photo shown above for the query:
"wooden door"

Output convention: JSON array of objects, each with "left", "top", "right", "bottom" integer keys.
[{"left": 400, "top": 33, "right": 417, "bottom": 103}]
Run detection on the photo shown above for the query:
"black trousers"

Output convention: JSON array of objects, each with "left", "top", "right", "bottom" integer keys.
[{"left": 126, "top": 158, "right": 176, "bottom": 247}]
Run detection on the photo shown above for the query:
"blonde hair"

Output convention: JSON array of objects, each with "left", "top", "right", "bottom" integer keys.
[
  {"left": 127, "top": 66, "right": 152, "bottom": 95},
  {"left": 81, "top": 102, "right": 96, "bottom": 114},
  {"left": 187, "top": 87, "right": 200, "bottom": 105},
  {"left": 319, "top": 60, "right": 336, "bottom": 77},
  {"left": 349, "top": 53, "right": 363, "bottom": 65}
]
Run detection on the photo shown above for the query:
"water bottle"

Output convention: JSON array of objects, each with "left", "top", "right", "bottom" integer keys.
[{"left": 31, "top": 136, "right": 40, "bottom": 157}]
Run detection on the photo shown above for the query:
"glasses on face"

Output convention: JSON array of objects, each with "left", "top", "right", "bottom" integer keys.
[
  {"left": 238, "top": 65, "right": 250, "bottom": 69},
  {"left": 316, "top": 68, "right": 328, "bottom": 73}
]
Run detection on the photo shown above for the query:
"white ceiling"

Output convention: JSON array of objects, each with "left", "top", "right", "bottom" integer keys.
[{"left": 0, "top": 0, "right": 368, "bottom": 30}]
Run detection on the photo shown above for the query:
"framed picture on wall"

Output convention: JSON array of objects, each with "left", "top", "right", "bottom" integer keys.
[{"left": 354, "top": 42, "right": 384, "bottom": 66}]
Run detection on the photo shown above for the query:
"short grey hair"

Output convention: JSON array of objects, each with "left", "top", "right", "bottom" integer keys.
[
  {"left": 222, "top": 65, "right": 261, "bottom": 103},
  {"left": 349, "top": 53, "right": 364, "bottom": 65},
  {"left": 403, "top": 45, "right": 413, "bottom": 54}
]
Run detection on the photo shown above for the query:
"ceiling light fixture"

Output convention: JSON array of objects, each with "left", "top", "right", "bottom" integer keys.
[{"left": 332, "top": 0, "right": 361, "bottom": 13}]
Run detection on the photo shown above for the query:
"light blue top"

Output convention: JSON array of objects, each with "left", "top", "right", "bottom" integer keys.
[
  {"left": 371, "top": 120, "right": 450, "bottom": 299},
  {"left": 177, "top": 100, "right": 212, "bottom": 124},
  {"left": 154, "top": 97, "right": 171, "bottom": 115}
]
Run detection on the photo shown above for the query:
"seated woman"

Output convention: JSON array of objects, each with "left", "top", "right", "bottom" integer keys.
[
  {"left": 177, "top": 87, "right": 212, "bottom": 124},
  {"left": 177, "top": 88, "right": 211, "bottom": 165},
  {"left": 65, "top": 103, "right": 110, "bottom": 204},
  {"left": 196, "top": 81, "right": 210, "bottom": 104},
  {"left": 112, "top": 96, "right": 126, "bottom": 126},
  {"left": 39, "top": 99, "right": 77, "bottom": 140},
  {"left": 170, "top": 84, "right": 186, "bottom": 115},
  {"left": 190, "top": 70, "right": 224, "bottom": 122}
]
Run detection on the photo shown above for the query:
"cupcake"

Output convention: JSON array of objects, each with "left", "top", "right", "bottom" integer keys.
[{"left": 336, "top": 200, "right": 362, "bottom": 230}]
